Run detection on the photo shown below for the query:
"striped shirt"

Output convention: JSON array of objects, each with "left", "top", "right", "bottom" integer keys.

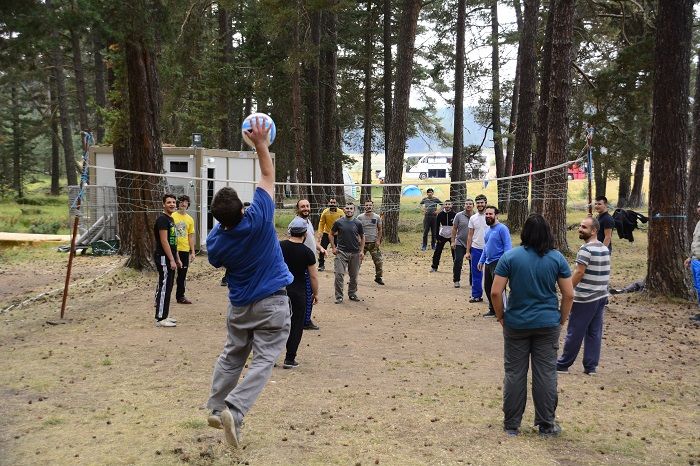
[{"left": 574, "top": 240, "right": 610, "bottom": 303}]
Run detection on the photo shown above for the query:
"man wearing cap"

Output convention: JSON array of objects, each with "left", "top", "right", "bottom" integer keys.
[
  {"left": 280, "top": 218, "right": 319, "bottom": 369},
  {"left": 290, "top": 199, "right": 325, "bottom": 330},
  {"left": 330, "top": 202, "right": 365, "bottom": 304},
  {"left": 685, "top": 200, "right": 700, "bottom": 322},
  {"left": 420, "top": 188, "right": 442, "bottom": 251}
]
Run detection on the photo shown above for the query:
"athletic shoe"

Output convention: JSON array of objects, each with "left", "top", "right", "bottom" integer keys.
[
  {"left": 155, "top": 319, "right": 176, "bottom": 327},
  {"left": 220, "top": 277, "right": 227, "bottom": 286},
  {"left": 504, "top": 428, "right": 520, "bottom": 437},
  {"left": 221, "top": 409, "right": 242, "bottom": 448},
  {"left": 691, "top": 313, "right": 700, "bottom": 322},
  {"left": 469, "top": 296, "right": 483, "bottom": 303},
  {"left": 454, "top": 281, "right": 460, "bottom": 288},
  {"left": 318, "top": 265, "right": 325, "bottom": 272},
  {"left": 539, "top": 422, "right": 562, "bottom": 437},
  {"left": 166, "top": 316, "right": 177, "bottom": 323},
  {"left": 557, "top": 368, "right": 569, "bottom": 374},
  {"left": 283, "top": 359, "right": 299, "bottom": 369},
  {"left": 349, "top": 294, "right": 361, "bottom": 302},
  {"left": 304, "top": 320, "right": 320, "bottom": 330},
  {"left": 374, "top": 277, "right": 385, "bottom": 285},
  {"left": 584, "top": 370, "right": 597, "bottom": 376},
  {"left": 207, "top": 410, "right": 223, "bottom": 429},
  {"left": 430, "top": 267, "right": 437, "bottom": 273},
  {"left": 421, "top": 245, "right": 427, "bottom": 251},
  {"left": 482, "top": 310, "right": 496, "bottom": 318},
  {"left": 335, "top": 297, "right": 343, "bottom": 304},
  {"left": 177, "top": 297, "right": 192, "bottom": 304},
  {"left": 431, "top": 245, "right": 436, "bottom": 250}
]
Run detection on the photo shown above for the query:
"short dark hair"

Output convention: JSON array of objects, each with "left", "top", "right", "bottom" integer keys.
[
  {"left": 426, "top": 188, "right": 434, "bottom": 193},
  {"left": 521, "top": 213, "right": 554, "bottom": 256},
  {"left": 475, "top": 194, "right": 487, "bottom": 202},
  {"left": 296, "top": 199, "right": 309, "bottom": 212},
  {"left": 595, "top": 196, "right": 608, "bottom": 204},
  {"left": 345, "top": 202, "right": 355, "bottom": 207},
  {"left": 176, "top": 194, "right": 190, "bottom": 207},
  {"left": 585, "top": 216, "right": 600, "bottom": 232},
  {"left": 211, "top": 187, "right": 243, "bottom": 228},
  {"left": 485, "top": 205, "right": 498, "bottom": 215},
  {"left": 163, "top": 193, "right": 176, "bottom": 203}
]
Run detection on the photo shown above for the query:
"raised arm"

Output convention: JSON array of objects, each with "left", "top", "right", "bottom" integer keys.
[{"left": 245, "top": 117, "right": 274, "bottom": 197}]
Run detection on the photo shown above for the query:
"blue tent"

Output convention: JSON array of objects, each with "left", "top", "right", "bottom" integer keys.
[{"left": 402, "top": 185, "right": 422, "bottom": 197}]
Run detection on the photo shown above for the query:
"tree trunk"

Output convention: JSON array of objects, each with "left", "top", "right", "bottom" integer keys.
[
  {"left": 450, "top": 0, "right": 466, "bottom": 204},
  {"left": 92, "top": 31, "right": 107, "bottom": 143},
  {"left": 508, "top": 0, "right": 539, "bottom": 231},
  {"left": 11, "top": 86, "right": 23, "bottom": 198},
  {"left": 383, "top": 0, "right": 392, "bottom": 174},
  {"left": 70, "top": 28, "right": 89, "bottom": 132},
  {"left": 628, "top": 154, "right": 645, "bottom": 207},
  {"left": 118, "top": 39, "right": 165, "bottom": 270},
  {"left": 292, "top": 3, "right": 307, "bottom": 197},
  {"left": 321, "top": 8, "right": 340, "bottom": 190},
  {"left": 531, "top": 0, "right": 554, "bottom": 214},
  {"left": 491, "top": 1, "right": 506, "bottom": 212},
  {"left": 594, "top": 153, "right": 606, "bottom": 198},
  {"left": 688, "top": 48, "right": 700, "bottom": 241},
  {"left": 542, "top": 0, "right": 575, "bottom": 253},
  {"left": 49, "top": 75, "right": 61, "bottom": 195},
  {"left": 503, "top": 0, "right": 523, "bottom": 214},
  {"left": 382, "top": 0, "right": 421, "bottom": 243},
  {"left": 218, "top": 7, "right": 234, "bottom": 150},
  {"left": 305, "top": 9, "right": 324, "bottom": 187},
  {"left": 47, "top": 0, "right": 78, "bottom": 187},
  {"left": 361, "top": 0, "right": 374, "bottom": 203},
  {"left": 617, "top": 157, "right": 632, "bottom": 208},
  {"left": 647, "top": 0, "right": 693, "bottom": 299}
]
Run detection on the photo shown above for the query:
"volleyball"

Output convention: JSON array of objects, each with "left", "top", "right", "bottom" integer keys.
[{"left": 241, "top": 113, "right": 276, "bottom": 149}]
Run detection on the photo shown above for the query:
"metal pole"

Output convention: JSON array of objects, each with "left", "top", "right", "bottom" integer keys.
[
  {"left": 586, "top": 124, "right": 594, "bottom": 216},
  {"left": 60, "top": 201, "right": 80, "bottom": 319}
]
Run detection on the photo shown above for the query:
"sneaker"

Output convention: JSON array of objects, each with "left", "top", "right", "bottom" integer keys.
[
  {"left": 220, "top": 277, "right": 227, "bottom": 286},
  {"left": 166, "top": 316, "right": 177, "bottom": 323},
  {"left": 374, "top": 277, "right": 385, "bottom": 285},
  {"left": 431, "top": 245, "right": 436, "bottom": 250},
  {"left": 454, "top": 281, "right": 460, "bottom": 288},
  {"left": 304, "top": 320, "right": 320, "bottom": 330},
  {"left": 584, "top": 369, "right": 597, "bottom": 376},
  {"left": 207, "top": 410, "right": 223, "bottom": 429},
  {"left": 557, "top": 368, "right": 569, "bottom": 374},
  {"left": 430, "top": 267, "right": 437, "bottom": 273},
  {"left": 504, "top": 428, "right": 520, "bottom": 437},
  {"left": 283, "top": 359, "right": 299, "bottom": 369},
  {"left": 482, "top": 310, "right": 496, "bottom": 318},
  {"left": 155, "top": 319, "right": 176, "bottom": 327},
  {"left": 691, "top": 313, "right": 700, "bottom": 322},
  {"left": 539, "top": 422, "right": 562, "bottom": 437},
  {"left": 421, "top": 245, "right": 427, "bottom": 251},
  {"left": 221, "top": 409, "right": 242, "bottom": 448},
  {"left": 177, "top": 297, "right": 192, "bottom": 304},
  {"left": 348, "top": 294, "right": 361, "bottom": 302},
  {"left": 335, "top": 297, "right": 343, "bottom": 304},
  {"left": 318, "top": 265, "right": 325, "bottom": 272},
  {"left": 469, "top": 296, "right": 483, "bottom": 303}
]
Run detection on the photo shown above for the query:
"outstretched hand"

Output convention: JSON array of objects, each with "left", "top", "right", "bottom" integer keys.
[{"left": 244, "top": 117, "right": 270, "bottom": 148}]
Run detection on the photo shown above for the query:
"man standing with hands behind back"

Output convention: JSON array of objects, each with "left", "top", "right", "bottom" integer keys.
[
  {"left": 330, "top": 202, "right": 365, "bottom": 304},
  {"left": 420, "top": 188, "right": 442, "bottom": 251}
]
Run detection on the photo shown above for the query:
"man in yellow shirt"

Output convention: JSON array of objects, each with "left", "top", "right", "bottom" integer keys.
[
  {"left": 316, "top": 197, "right": 343, "bottom": 271},
  {"left": 172, "top": 195, "right": 196, "bottom": 305}
]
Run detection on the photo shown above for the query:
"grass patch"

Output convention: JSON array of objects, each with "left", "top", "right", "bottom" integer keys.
[
  {"left": 43, "top": 417, "right": 64, "bottom": 426},
  {"left": 180, "top": 419, "right": 207, "bottom": 429}
]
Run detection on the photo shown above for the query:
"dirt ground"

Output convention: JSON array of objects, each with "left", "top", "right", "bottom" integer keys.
[{"left": 0, "top": 232, "right": 699, "bottom": 465}]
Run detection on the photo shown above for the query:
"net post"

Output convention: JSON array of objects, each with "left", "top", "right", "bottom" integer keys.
[{"left": 586, "top": 124, "right": 594, "bottom": 216}]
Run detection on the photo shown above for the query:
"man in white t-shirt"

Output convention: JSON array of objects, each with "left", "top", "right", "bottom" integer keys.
[{"left": 465, "top": 194, "right": 487, "bottom": 302}]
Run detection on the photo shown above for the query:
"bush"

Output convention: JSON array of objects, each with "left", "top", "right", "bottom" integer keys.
[{"left": 29, "top": 221, "right": 62, "bottom": 234}]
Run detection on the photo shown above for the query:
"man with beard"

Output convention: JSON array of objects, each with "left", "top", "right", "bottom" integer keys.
[
  {"left": 557, "top": 216, "right": 610, "bottom": 375},
  {"left": 466, "top": 194, "right": 488, "bottom": 302},
  {"left": 357, "top": 200, "right": 384, "bottom": 285},
  {"left": 431, "top": 199, "right": 457, "bottom": 273},
  {"left": 478, "top": 206, "right": 512, "bottom": 317},
  {"left": 317, "top": 198, "right": 343, "bottom": 272},
  {"left": 451, "top": 199, "right": 474, "bottom": 288},
  {"left": 289, "top": 199, "right": 325, "bottom": 330},
  {"left": 329, "top": 202, "right": 365, "bottom": 304},
  {"left": 419, "top": 188, "right": 442, "bottom": 251}
]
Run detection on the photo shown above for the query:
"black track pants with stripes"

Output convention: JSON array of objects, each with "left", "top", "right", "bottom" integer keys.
[{"left": 154, "top": 254, "right": 175, "bottom": 321}]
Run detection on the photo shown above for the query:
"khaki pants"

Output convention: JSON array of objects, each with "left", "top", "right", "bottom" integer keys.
[
  {"left": 334, "top": 249, "right": 361, "bottom": 299},
  {"left": 363, "top": 242, "right": 383, "bottom": 279}
]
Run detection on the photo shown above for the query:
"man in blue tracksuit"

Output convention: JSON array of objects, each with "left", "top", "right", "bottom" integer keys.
[{"left": 478, "top": 206, "right": 512, "bottom": 317}]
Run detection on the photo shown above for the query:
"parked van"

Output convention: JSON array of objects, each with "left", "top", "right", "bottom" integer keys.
[{"left": 406, "top": 153, "right": 488, "bottom": 180}]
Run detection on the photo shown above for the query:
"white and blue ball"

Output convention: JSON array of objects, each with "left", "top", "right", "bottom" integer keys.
[{"left": 241, "top": 113, "right": 276, "bottom": 149}]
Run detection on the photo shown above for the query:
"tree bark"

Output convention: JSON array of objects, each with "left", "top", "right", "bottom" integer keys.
[
  {"left": 70, "top": 28, "right": 89, "bottom": 132},
  {"left": 503, "top": 0, "right": 523, "bottom": 214},
  {"left": 628, "top": 153, "right": 645, "bottom": 207},
  {"left": 646, "top": 0, "right": 693, "bottom": 299},
  {"left": 383, "top": 0, "right": 392, "bottom": 173},
  {"left": 92, "top": 31, "right": 107, "bottom": 143},
  {"left": 11, "top": 86, "right": 23, "bottom": 198},
  {"left": 450, "top": 0, "right": 466, "bottom": 204},
  {"left": 305, "top": 9, "right": 324, "bottom": 186},
  {"left": 117, "top": 39, "right": 165, "bottom": 270},
  {"left": 531, "top": 0, "right": 554, "bottom": 214},
  {"left": 321, "top": 8, "right": 340, "bottom": 190},
  {"left": 361, "top": 0, "right": 374, "bottom": 203},
  {"left": 688, "top": 47, "right": 700, "bottom": 241},
  {"left": 594, "top": 154, "right": 606, "bottom": 198},
  {"left": 491, "top": 1, "right": 506, "bottom": 212},
  {"left": 617, "top": 156, "right": 632, "bottom": 208},
  {"left": 542, "top": 0, "right": 575, "bottom": 253},
  {"left": 218, "top": 7, "right": 234, "bottom": 150},
  {"left": 508, "top": 0, "right": 539, "bottom": 231},
  {"left": 382, "top": 0, "right": 421, "bottom": 243},
  {"left": 292, "top": 3, "right": 307, "bottom": 197},
  {"left": 49, "top": 75, "right": 61, "bottom": 195}
]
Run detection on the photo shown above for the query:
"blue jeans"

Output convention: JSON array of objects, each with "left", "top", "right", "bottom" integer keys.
[
  {"left": 557, "top": 297, "right": 606, "bottom": 372},
  {"left": 470, "top": 247, "right": 483, "bottom": 298},
  {"left": 692, "top": 259, "right": 700, "bottom": 305}
]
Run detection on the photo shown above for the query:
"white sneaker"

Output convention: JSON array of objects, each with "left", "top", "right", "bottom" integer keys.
[
  {"left": 166, "top": 316, "right": 177, "bottom": 323},
  {"left": 454, "top": 281, "right": 460, "bottom": 288},
  {"left": 155, "top": 319, "right": 176, "bottom": 327}
]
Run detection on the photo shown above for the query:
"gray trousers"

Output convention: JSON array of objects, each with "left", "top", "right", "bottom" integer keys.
[
  {"left": 502, "top": 325, "right": 560, "bottom": 430},
  {"left": 207, "top": 293, "right": 291, "bottom": 421},
  {"left": 334, "top": 249, "right": 361, "bottom": 299}
]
